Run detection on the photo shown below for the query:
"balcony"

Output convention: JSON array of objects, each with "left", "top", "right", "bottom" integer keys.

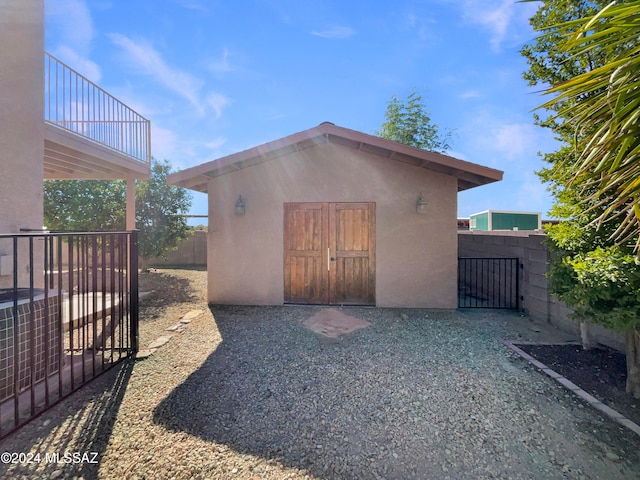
[{"left": 44, "top": 53, "right": 151, "bottom": 180}]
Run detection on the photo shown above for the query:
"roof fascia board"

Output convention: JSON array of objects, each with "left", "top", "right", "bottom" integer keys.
[{"left": 166, "top": 123, "right": 503, "bottom": 191}]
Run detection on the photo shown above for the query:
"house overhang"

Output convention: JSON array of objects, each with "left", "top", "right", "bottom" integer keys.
[
  {"left": 44, "top": 124, "right": 151, "bottom": 180},
  {"left": 167, "top": 122, "right": 503, "bottom": 193}
]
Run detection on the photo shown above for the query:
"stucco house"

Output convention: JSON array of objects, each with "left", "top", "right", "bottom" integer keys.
[
  {"left": 0, "top": 1, "right": 148, "bottom": 436},
  {"left": 0, "top": 0, "right": 150, "bottom": 242},
  {"left": 168, "top": 122, "right": 502, "bottom": 308}
]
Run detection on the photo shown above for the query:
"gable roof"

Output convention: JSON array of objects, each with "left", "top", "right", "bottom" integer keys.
[{"left": 167, "top": 122, "right": 503, "bottom": 192}]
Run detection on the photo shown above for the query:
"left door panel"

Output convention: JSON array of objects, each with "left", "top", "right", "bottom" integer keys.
[{"left": 284, "top": 203, "right": 329, "bottom": 304}]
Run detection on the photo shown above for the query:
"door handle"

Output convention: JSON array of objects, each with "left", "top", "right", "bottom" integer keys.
[{"left": 327, "top": 249, "right": 336, "bottom": 271}]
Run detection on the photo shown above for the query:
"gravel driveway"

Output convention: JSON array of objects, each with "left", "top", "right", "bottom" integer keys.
[{"left": 1, "top": 269, "right": 639, "bottom": 479}]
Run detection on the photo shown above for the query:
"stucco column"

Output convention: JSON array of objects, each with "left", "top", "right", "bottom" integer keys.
[
  {"left": 0, "top": 0, "right": 45, "bottom": 233},
  {"left": 0, "top": 1, "right": 45, "bottom": 288},
  {"left": 126, "top": 177, "right": 136, "bottom": 230}
]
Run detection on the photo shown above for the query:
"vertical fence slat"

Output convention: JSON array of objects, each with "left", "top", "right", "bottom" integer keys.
[
  {"left": 130, "top": 231, "right": 139, "bottom": 353},
  {"left": 28, "top": 238, "right": 36, "bottom": 417},
  {"left": 11, "top": 237, "right": 19, "bottom": 431},
  {"left": 458, "top": 257, "right": 520, "bottom": 310},
  {"left": 56, "top": 236, "right": 64, "bottom": 402}
]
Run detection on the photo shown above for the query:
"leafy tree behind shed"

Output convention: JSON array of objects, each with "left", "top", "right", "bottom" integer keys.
[
  {"left": 374, "top": 89, "right": 454, "bottom": 153},
  {"left": 44, "top": 179, "right": 126, "bottom": 231},
  {"left": 44, "top": 158, "right": 192, "bottom": 266},
  {"left": 136, "top": 160, "right": 192, "bottom": 265}
]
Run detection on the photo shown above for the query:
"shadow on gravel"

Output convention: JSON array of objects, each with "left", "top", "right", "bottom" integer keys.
[
  {"left": 0, "top": 360, "right": 134, "bottom": 479},
  {"left": 139, "top": 272, "right": 197, "bottom": 313},
  {"left": 153, "top": 305, "right": 423, "bottom": 479},
  {"left": 152, "top": 306, "right": 640, "bottom": 479},
  {"left": 151, "top": 306, "right": 551, "bottom": 479}
]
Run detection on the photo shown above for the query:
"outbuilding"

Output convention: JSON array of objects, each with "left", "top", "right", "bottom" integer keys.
[{"left": 167, "top": 122, "right": 502, "bottom": 308}]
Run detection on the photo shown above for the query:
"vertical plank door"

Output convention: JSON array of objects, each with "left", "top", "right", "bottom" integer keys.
[
  {"left": 284, "top": 203, "right": 329, "bottom": 304},
  {"left": 329, "top": 203, "right": 376, "bottom": 305},
  {"left": 284, "top": 202, "right": 375, "bottom": 305}
]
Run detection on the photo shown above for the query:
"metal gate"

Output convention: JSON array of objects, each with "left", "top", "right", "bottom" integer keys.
[
  {"left": 0, "top": 231, "right": 139, "bottom": 439},
  {"left": 458, "top": 257, "right": 520, "bottom": 309}
]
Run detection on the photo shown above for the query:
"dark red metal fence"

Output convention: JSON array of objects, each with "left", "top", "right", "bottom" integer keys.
[{"left": 0, "top": 231, "right": 138, "bottom": 439}]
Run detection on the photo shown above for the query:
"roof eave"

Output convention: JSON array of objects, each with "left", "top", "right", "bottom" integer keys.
[{"left": 166, "top": 122, "right": 503, "bottom": 192}]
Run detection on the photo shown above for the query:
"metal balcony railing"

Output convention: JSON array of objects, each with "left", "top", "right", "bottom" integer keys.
[{"left": 44, "top": 53, "right": 151, "bottom": 165}]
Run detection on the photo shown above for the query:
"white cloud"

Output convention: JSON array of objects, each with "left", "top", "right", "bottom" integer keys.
[
  {"left": 46, "top": 0, "right": 95, "bottom": 50},
  {"left": 459, "top": 110, "right": 546, "bottom": 169},
  {"left": 468, "top": 0, "right": 512, "bottom": 51},
  {"left": 53, "top": 46, "right": 102, "bottom": 83},
  {"left": 204, "top": 137, "right": 227, "bottom": 150},
  {"left": 515, "top": 172, "right": 549, "bottom": 213},
  {"left": 457, "top": 0, "right": 538, "bottom": 52},
  {"left": 109, "top": 34, "right": 231, "bottom": 119},
  {"left": 446, "top": 150, "right": 469, "bottom": 161},
  {"left": 208, "top": 48, "right": 234, "bottom": 75},
  {"left": 150, "top": 125, "right": 179, "bottom": 161},
  {"left": 206, "top": 92, "right": 231, "bottom": 120},
  {"left": 174, "top": 0, "right": 211, "bottom": 13},
  {"left": 403, "top": 11, "right": 436, "bottom": 41},
  {"left": 490, "top": 123, "right": 538, "bottom": 159},
  {"left": 311, "top": 25, "right": 356, "bottom": 39},
  {"left": 104, "top": 84, "right": 172, "bottom": 118},
  {"left": 46, "top": 0, "right": 101, "bottom": 81},
  {"left": 108, "top": 34, "right": 205, "bottom": 112},
  {"left": 459, "top": 90, "right": 483, "bottom": 100}
]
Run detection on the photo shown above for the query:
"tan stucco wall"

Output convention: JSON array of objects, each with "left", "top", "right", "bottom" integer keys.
[
  {"left": 0, "top": 1, "right": 45, "bottom": 288},
  {"left": 0, "top": 0, "right": 44, "bottom": 233},
  {"left": 207, "top": 142, "right": 458, "bottom": 308}
]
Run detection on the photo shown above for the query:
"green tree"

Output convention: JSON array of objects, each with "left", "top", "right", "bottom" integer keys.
[
  {"left": 44, "top": 158, "right": 193, "bottom": 266},
  {"left": 374, "top": 89, "right": 453, "bottom": 152},
  {"left": 135, "top": 160, "right": 192, "bottom": 265},
  {"left": 44, "top": 179, "right": 126, "bottom": 231},
  {"left": 522, "top": 0, "right": 640, "bottom": 396},
  {"left": 537, "top": 1, "right": 640, "bottom": 247}
]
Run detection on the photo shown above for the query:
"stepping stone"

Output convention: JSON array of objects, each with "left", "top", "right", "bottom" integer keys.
[
  {"left": 303, "top": 308, "right": 371, "bottom": 338},
  {"left": 136, "top": 349, "right": 155, "bottom": 360},
  {"left": 180, "top": 309, "right": 204, "bottom": 323},
  {"left": 166, "top": 324, "right": 183, "bottom": 332},
  {"left": 148, "top": 336, "right": 171, "bottom": 349}
]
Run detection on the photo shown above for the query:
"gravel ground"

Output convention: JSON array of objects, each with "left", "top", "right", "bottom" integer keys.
[{"left": 1, "top": 268, "right": 640, "bottom": 479}]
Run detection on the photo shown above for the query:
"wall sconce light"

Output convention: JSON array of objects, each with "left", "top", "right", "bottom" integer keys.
[
  {"left": 234, "top": 195, "right": 245, "bottom": 216},
  {"left": 416, "top": 193, "right": 427, "bottom": 214}
]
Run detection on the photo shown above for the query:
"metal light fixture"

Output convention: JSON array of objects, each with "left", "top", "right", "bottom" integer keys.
[
  {"left": 234, "top": 195, "right": 245, "bottom": 216},
  {"left": 416, "top": 192, "right": 427, "bottom": 214}
]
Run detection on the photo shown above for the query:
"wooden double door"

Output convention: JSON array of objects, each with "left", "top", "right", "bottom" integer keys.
[{"left": 284, "top": 202, "right": 375, "bottom": 305}]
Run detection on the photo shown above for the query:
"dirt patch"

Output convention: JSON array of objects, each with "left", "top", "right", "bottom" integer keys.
[
  {"left": 139, "top": 269, "right": 204, "bottom": 306},
  {"left": 518, "top": 344, "right": 640, "bottom": 426},
  {"left": 136, "top": 267, "right": 207, "bottom": 348}
]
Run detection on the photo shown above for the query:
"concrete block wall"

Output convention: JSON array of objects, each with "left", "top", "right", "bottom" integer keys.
[
  {"left": 146, "top": 230, "right": 207, "bottom": 267},
  {"left": 458, "top": 231, "right": 625, "bottom": 352}
]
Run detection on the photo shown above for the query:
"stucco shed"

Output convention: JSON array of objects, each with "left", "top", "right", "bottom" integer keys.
[{"left": 168, "top": 122, "right": 502, "bottom": 308}]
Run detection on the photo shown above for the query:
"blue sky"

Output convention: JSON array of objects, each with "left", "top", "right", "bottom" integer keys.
[{"left": 45, "top": 0, "right": 558, "bottom": 222}]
